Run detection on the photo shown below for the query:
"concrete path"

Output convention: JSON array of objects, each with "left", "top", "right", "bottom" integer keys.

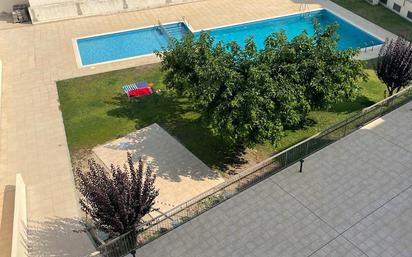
[
  {"left": 93, "top": 124, "right": 224, "bottom": 214},
  {"left": 0, "top": 0, "right": 397, "bottom": 256},
  {"left": 134, "top": 102, "right": 412, "bottom": 257}
]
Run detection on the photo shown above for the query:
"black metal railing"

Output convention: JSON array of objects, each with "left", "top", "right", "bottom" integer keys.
[{"left": 97, "top": 85, "right": 412, "bottom": 257}]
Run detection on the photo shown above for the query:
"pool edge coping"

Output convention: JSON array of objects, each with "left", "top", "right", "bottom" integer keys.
[
  {"left": 72, "top": 7, "right": 387, "bottom": 68},
  {"left": 72, "top": 20, "right": 182, "bottom": 68}
]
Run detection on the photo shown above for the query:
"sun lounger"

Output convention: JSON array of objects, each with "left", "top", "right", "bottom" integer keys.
[
  {"left": 122, "top": 82, "right": 149, "bottom": 94},
  {"left": 128, "top": 87, "right": 153, "bottom": 97},
  {"left": 122, "top": 82, "right": 155, "bottom": 98},
  {"left": 122, "top": 81, "right": 154, "bottom": 98}
]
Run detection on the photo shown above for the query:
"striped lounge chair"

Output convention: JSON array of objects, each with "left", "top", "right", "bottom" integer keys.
[{"left": 122, "top": 82, "right": 154, "bottom": 98}]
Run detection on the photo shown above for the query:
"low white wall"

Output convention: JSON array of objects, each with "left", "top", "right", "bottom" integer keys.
[
  {"left": 29, "top": 0, "right": 68, "bottom": 6},
  {"left": 0, "top": 0, "right": 28, "bottom": 13},
  {"left": 0, "top": 60, "right": 2, "bottom": 124},
  {"left": 11, "top": 174, "right": 28, "bottom": 257},
  {"left": 29, "top": 0, "right": 204, "bottom": 23}
]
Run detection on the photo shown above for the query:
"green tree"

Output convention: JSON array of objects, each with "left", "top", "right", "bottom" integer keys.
[{"left": 157, "top": 22, "right": 366, "bottom": 146}]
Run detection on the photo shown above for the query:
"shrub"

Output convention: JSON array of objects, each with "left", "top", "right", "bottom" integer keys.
[
  {"left": 376, "top": 37, "right": 412, "bottom": 96},
  {"left": 76, "top": 153, "right": 159, "bottom": 238}
]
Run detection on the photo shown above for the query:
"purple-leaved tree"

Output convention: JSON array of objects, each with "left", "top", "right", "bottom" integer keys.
[
  {"left": 376, "top": 37, "right": 412, "bottom": 96},
  {"left": 76, "top": 153, "right": 159, "bottom": 238}
]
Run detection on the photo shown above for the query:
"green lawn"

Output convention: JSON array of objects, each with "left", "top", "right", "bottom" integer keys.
[
  {"left": 331, "top": 0, "right": 412, "bottom": 40},
  {"left": 57, "top": 64, "right": 385, "bottom": 170}
]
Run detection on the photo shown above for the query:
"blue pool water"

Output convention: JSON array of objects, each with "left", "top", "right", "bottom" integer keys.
[
  {"left": 77, "top": 23, "right": 188, "bottom": 65},
  {"left": 202, "top": 10, "right": 383, "bottom": 50},
  {"left": 77, "top": 9, "right": 383, "bottom": 66}
]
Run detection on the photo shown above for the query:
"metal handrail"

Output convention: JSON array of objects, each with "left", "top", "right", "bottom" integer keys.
[
  {"left": 181, "top": 16, "right": 195, "bottom": 33},
  {"left": 158, "top": 21, "right": 173, "bottom": 42}
]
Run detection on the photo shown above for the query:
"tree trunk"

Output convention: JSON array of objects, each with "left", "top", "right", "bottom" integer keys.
[{"left": 388, "top": 87, "right": 395, "bottom": 96}]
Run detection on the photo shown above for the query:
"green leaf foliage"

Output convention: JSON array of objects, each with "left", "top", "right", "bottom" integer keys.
[{"left": 157, "top": 21, "right": 367, "bottom": 146}]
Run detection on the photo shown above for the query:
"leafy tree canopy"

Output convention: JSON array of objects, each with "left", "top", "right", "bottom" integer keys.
[
  {"left": 376, "top": 37, "right": 412, "bottom": 96},
  {"left": 157, "top": 21, "right": 366, "bottom": 146},
  {"left": 76, "top": 153, "right": 159, "bottom": 238}
]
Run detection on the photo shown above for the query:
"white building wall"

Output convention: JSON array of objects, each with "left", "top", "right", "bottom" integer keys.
[
  {"left": 11, "top": 174, "right": 28, "bottom": 257},
  {"left": 381, "top": 0, "right": 412, "bottom": 22},
  {"left": 28, "top": 0, "right": 204, "bottom": 23},
  {"left": 0, "top": 60, "right": 2, "bottom": 121},
  {"left": 0, "top": 0, "right": 28, "bottom": 13},
  {"left": 29, "top": 0, "right": 70, "bottom": 6}
]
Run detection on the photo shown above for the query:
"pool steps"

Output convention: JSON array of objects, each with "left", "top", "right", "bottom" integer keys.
[{"left": 158, "top": 22, "right": 189, "bottom": 40}]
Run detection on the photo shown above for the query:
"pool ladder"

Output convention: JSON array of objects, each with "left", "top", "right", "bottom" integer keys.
[
  {"left": 364, "top": 41, "right": 377, "bottom": 52},
  {"left": 299, "top": 0, "right": 310, "bottom": 17},
  {"left": 158, "top": 21, "right": 173, "bottom": 42}
]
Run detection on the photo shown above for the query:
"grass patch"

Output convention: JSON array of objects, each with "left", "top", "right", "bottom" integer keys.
[
  {"left": 331, "top": 0, "right": 412, "bottom": 40},
  {"left": 257, "top": 70, "right": 385, "bottom": 154},
  {"left": 57, "top": 65, "right": 385, "bottom": 170}
]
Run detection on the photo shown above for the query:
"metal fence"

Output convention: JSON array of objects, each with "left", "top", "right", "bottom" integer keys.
[{"left": 96, "top": 85, "right": 412, "bottom": 257}]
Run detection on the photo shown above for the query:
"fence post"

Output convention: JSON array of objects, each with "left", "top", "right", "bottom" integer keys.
[
  {"left": 299, "top": 159, "right": 304, "bottom": 173},
  {"left": 361, "top": 111, "right": 366, "bottom": 127},
  {"left": 343, "top": 120, "right": 347, "bottom": 136},
  {"left": 284, "top": 151, "right": 288, "bottom": 167}
]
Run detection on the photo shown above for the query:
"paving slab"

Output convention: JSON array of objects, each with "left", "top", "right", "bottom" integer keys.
[
  {"left": 0, "top": 186, "right": 15, "bottom": 257},
  {"left": 310, "top": 237, "right": 367, "bottom": 257},
  {"left": 137, "top": 178, "right": 338, "bottom": 257},
  {"left": 343, "top": 186, "right": 412, "bottom": 257},
  {"left": 133, "top": 101, "right": 412, "bottom": 257},
  {"left": 362, "top": 103, "right": 412, "bottom": 153},
  {"left": 272, "top": 126, "right": 412, "bottom": 233}
]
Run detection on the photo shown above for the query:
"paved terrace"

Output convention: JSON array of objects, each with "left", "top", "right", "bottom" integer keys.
[
  {"left": 0, "top": 0, "right": 396, "bottom": 256},
  {"left": 134, "top": 102, "right": 412, "bottom": 257}
]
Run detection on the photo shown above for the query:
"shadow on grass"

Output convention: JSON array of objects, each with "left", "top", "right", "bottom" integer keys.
[
  {"left": 327, "top": 95, "right": 375, "bottom": 113},
  {"left": 106, "top": 91, "right": 246, "bottom": 171}
]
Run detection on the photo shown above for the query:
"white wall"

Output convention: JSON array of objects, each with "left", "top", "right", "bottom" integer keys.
[
  {"left": 0, "top": 60, "right": 2, "bottom": 124},
  {"left": 381, "top": 0, "right": 412, "bottom": 22},
  {"left": 29, "top": 0, "right": 204, "bottom": 23},
  {"left": 11, "top": 174, "right": 28, "bottom": 257},
  {"left": 0, "top": 0, "right": 29, "bottom": 13},
  {"left": 28, "top": 0, "right": 70, "bottom": 6}
]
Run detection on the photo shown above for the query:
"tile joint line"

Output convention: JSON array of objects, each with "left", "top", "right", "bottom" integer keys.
[{"left": 275, "top": 177, "right": 412, "bottom": 257}]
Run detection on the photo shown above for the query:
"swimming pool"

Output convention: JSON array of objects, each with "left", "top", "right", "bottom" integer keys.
[
  {"left": 75, "top": 9, "right": 383, "bottom": 66},
  {"left": 76, "top": 22, "right": 188, "bottom": 66}
]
